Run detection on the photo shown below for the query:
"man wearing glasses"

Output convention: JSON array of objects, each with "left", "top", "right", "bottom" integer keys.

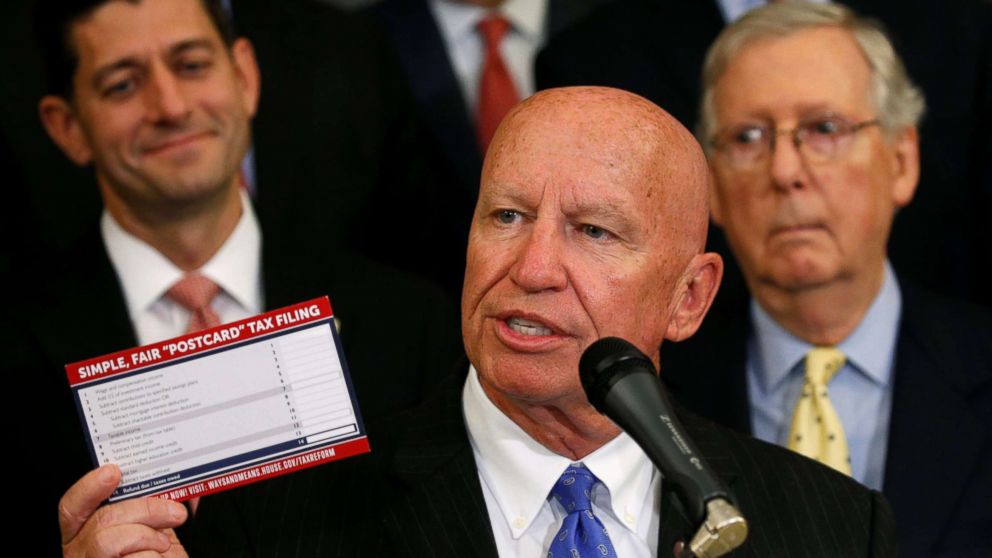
[{"left": 661, "top": 3, "right": 992, "bottom": 557}]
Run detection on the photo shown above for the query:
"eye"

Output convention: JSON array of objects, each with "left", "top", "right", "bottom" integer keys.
[
  {"left": 103, "top": 78, "right": 137, "bottom": 98},
  {"left": 495, "top": 209, "right": 520, "bottom": 225},
  {"left": 731, "top": 125, "right": 766, "bottom": 145},
  {"left": 581, "top": 224, "right": 610, "bottom": 240},
  {"left": 805, "top": 117, "right": 844, "bottom": 137},
  {"left": 177, "top": 58, "right": 212, "bottom": 76}
]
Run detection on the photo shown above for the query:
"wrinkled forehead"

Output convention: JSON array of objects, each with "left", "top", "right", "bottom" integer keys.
[{"left": 714, "top": 27, "right": 873, "bottom": 121}]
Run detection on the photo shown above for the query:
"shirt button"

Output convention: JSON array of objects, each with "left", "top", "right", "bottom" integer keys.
[
  {"left": 624, "top": 513, "right": 635, "bottom": 525},
  {"left": 513, "top": 517, "right": 526, "bottom": 529}
]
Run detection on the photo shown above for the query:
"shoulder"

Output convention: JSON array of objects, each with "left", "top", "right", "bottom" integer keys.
[
  {"left": 898, "top": 279, "right": 992, "bottom": 389},
  {"left": 678, "top": 410, "right": 896, "bottom": 556}
]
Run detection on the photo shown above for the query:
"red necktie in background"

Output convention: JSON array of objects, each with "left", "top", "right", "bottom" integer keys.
[{"left": 476, "top": 15, "right": 520, "bottom": 155}]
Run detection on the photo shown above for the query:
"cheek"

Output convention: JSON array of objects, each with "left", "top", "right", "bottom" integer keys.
[
  {"left": 578, "top": 260, "right": 666, "bottom": 340},
  {"left": 820, "top": 165, "right": 889, "bottom": 239}
]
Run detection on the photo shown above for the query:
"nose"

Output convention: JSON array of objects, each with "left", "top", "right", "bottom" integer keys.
[
  {"left": 144, "top": 65, "right": 191, "bottom": 123},
  {"left": 768, "top": 131, "right": 807, "bottom": 192},
  {"left": 508, "top": 217, "right": 569, "bottom": 293}
]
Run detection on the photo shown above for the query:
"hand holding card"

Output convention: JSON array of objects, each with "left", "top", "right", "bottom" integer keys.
[{"left": 65, "top": 297, "right": 369, "bottom": 504}]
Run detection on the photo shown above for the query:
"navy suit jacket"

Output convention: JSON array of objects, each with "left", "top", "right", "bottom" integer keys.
[
  {"left": 186, "top": 370, "right": 897, "bottom": 557},
  {"left": 365, "top": 0, "right": 613, "bottom": 297},
  {"left": 661, "top": 282, "right": 992, "bottom": 557}
]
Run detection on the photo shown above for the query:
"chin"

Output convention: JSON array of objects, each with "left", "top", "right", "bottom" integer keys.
[{"left": 478, "top": 356, "right": 578, "bottom": 404}]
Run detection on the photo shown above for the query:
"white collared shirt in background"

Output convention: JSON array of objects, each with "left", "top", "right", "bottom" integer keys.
[
  {"left": 102, "top": 190, "right": 263, "bottom": 345},
  {"left": 464, "top": 366, "right": 659, "bottom": 557},
  {"left": 429, "top": 0, "right": 547, "bottom": 118}
]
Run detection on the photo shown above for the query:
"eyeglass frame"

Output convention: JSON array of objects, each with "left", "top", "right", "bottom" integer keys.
[{"left": 709, "top": 114, "right": 881, "bottom": 170}]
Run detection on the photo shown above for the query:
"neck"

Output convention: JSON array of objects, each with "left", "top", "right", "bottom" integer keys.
[
  {"left": 481, "top": 382, "right": 620, "bottom": 460},
  {"left": 751, "top": 264, "right": 886, "bottom": 345},
  {"left": 103, "top": 184, "right": 243, "bottom": 272}
]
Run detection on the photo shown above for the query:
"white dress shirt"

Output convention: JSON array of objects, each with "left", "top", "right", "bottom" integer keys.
[
  {"left": 101, "top": 191, "right": 263, "bottom": 345},
  {"left": 429, "top": 0, "right": 547, "bottom": 118},
  {"left": 746, "top": 262, "right": 900, "bottom": 490},
  {"left": 464, "top": 367, "right": 660, "bottom": 557}
]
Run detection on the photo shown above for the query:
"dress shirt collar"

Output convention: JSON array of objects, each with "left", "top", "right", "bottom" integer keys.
[
  {"left": 430, "top": 0, "right": 547, "bottom": 44},
  {"left": 102, "top": 190, "right": 263, "bottom": 320},
  {"left": 463, "top": 366, "right": 655, "bottom": 540},
  {"left": 751, "top": 261, "right": 902, "bottom": 392}
]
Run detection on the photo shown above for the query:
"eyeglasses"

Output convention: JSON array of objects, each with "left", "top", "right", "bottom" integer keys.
[{"left": 710, "top": 114, "right": 880, "bottom": 170}]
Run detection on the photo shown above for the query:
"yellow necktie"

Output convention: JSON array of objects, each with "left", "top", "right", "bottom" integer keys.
[{"left": 787, "top": 347, "right": 852, "bottom": 475}]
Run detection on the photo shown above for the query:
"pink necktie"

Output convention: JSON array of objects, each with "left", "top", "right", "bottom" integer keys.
[
  {"left": 476, "top": 15, "right": 520, "bottom": 155},
  {"left": 166, "top": 273, "right": 222, "bottom": 334},
  {"left": 164, "top": 273, "right": 221, "bottom": 514}
]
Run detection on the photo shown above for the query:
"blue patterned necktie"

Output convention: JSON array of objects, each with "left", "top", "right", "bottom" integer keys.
[{"left": 547, "top": 464, "right": 618, "bottom": 558}]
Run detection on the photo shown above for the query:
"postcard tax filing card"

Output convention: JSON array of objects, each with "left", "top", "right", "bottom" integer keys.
[{"left": 65, "top": 297, "right": 369, "bottom": 502}]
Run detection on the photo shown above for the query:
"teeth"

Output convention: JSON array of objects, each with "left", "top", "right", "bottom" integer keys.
[{"left": 507, "top": 317, "right": 553, "bottom": 336}]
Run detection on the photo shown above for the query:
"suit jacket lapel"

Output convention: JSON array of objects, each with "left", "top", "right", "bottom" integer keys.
[
  {"left": 374, "top": 0, "right": 482, "bottom": 196},
  {"left": 381, "top": 372, "right": 499, "bottom": 557},
  {"left": 883, "top": 285, "right": 988, "bottom": 551},
  {"left": 33, "top": 227, "right": 137, "bottom": 367}
]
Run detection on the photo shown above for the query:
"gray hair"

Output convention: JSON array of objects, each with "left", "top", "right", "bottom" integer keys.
[{"left": 698, "top": 1, "right": 925, "bottom": 153}]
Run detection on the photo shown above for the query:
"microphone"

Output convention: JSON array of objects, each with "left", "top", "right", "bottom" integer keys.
[{"left": 580, "top": 337, "right": 747, "bottom": 558}]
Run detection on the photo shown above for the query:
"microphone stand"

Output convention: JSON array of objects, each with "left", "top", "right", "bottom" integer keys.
[
  {"left": 677, "top": 498, "right": 748, "bottom": 558},
  {"left": 579, "top": 337, "right": 748, "bottom": 557}
]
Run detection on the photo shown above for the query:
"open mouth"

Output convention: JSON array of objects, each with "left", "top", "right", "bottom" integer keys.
[{"left": 506, "top": 317, "right": 554, "bottom": 337}]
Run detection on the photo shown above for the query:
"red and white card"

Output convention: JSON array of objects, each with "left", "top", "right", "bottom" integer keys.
[{"left": 66, "top": 297, "right": 369, "bottom": 502}]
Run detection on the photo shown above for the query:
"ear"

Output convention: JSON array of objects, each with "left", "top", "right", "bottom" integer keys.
[
  {"left": 888, "top": 125, "right": 919, "bottom": 208},
  {"left": 230, "top": 38, "right": 260, "bottom": 118},
  {"left": 707, "top": 165, "right": 726, "bottom": 227},
  {"left": 38, "top": 95, "right": 93, "bottom": 166},
  {"left": 665, "top": 252, "right": 723, "bottom": 342}
]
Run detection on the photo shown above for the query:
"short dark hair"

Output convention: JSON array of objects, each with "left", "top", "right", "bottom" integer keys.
[{"left": 35, "top": 0, "right": 236, "bottom": 99}]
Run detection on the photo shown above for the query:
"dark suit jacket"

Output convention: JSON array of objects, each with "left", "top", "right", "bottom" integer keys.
[
  {"left": 365, "top": 0, "right": 613, "bottom": 297},
  {"left": 6, "top": 0, "right": 451, "bottom": 302},
  {"left": 185, "top": 370, "right": 897, "bottom": 557},
  {"left": 660, "top": 282, "right": 992, "bottom": 557},
  {"left": 536, "top": 0, "right": 992, "bottom": 308},
  {"left": 12, "top": 204, "right": 462, "bottom": 555}
]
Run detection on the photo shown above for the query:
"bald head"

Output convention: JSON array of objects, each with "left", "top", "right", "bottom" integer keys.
[
  {"left": 485, "top": 87, "right": 711, "bottom": 258},
  {"left": 462, "top": 87, "right": 723, "bottom": 427}
]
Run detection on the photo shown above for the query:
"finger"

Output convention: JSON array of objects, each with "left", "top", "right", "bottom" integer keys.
[
  {"left": 91, "top": 497, "right": 188, "bottom": 533},
  {"left": 59, "top": 465, "right": 121, "bottom": 542},
  {"left": 86, "top": 523, "right": 172, "bottom": 557},
  {"left": 122, "top": 529, "right": 188, "bottom": 558}
]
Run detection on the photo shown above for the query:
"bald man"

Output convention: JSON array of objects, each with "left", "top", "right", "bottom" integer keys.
[{"left": 63, "top": 87, "right": 896, "bottom": 557}]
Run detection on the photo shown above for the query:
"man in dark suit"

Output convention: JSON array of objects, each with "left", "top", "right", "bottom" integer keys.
[
  {"left": 656, "top": 4, "right": 992, "bottom": 556},
  {"left": 20, "top": 0, "right": 459, "bottom": 554},
  {"left": 164, "top": 86, "right": 895, "bottom": 557},
  {"left": 364, "top": 0, "right": 610, "bottom": 296},
  {"left": 537, "top": 0, "right": 992, "bottom": 309}
]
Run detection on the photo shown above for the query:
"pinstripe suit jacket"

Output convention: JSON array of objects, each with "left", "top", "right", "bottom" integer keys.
[{"left": 186, "top": 370, "right": 896, "bottom": 557}]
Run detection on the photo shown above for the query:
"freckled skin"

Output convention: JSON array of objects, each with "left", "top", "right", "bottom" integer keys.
[{"left": 461, "top": 87, "right": 722, "bottom": 457}]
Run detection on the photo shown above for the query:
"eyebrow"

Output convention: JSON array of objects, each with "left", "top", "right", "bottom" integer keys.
[
  {"left": 476, "top": 186, "right": 535, "bottom": 211},
  {"left": 90, "top": 38, "right": 218, "bottom": 88}
]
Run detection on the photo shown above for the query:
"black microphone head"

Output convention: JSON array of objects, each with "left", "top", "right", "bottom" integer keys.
[{"left": 579, "top": 337, "right": 656, "bottom": 412}]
